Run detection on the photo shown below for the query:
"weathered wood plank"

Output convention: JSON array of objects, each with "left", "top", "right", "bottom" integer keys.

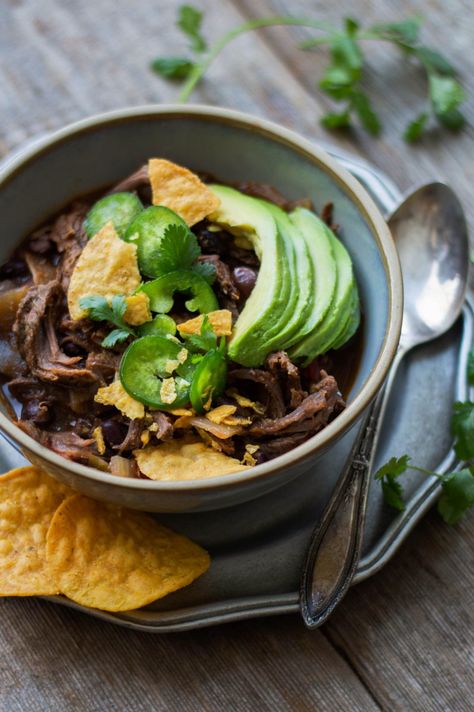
[
  {"left": 0, "top": 597, "right": 380, "bottom": 711},
  {"left": 324, "top": 508, "right": 474, "bottom": 712}
]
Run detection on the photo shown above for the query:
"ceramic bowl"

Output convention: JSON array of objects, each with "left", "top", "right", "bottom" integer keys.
[{"left": 0, "top": 105, "right": 402, "bottom": 512}]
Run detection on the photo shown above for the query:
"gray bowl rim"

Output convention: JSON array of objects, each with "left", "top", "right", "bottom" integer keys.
[{"left": 0, "top": 103, "right": 403, "bottom": 493}]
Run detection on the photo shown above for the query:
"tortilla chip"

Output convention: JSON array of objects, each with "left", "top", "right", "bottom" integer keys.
[
  {"left": 177, "top": 310, "right": 233, "bottom": 337},
  {"left": 46, "top": 494, "right": 210, "bottom": 612},
  {"left": 95, "top": 380, "right": 144, "bottom": 420},
  {"left": 67, "top": 222, "right": 141, "bottom": 320},
  {"left": 93, "top": 427, "right": 106, "bottom": 455},
  {"left": 0, "top": 466, "right": 74, "bottom": 596},
  {"left": 148, "top": 159, "right": 220, "bottom": 226},
  {"left": 206, "top": 404, "right": 237, "bottom": 424},
  {"left": 124, "top": 293, "right": 152, "bottom": 326},
  {"left": 226, "top": 388, "right": 265, "bottom": 415},
  {"left": 134, "top": 436, "right": 249, "bottom": 481}
]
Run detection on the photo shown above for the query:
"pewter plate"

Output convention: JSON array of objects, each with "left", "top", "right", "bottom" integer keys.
[{"left": 0, "top": 147, "right": 471, "bottom": 632}]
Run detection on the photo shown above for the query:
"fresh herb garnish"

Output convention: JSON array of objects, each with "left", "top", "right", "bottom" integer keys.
[
  {"left": 467, "top": 351, "right": 474, "bottom": 386},
  {"left": 153, "top": 224, "right": 216, "bottom": 283},
  {"left": 151, "top": 6, "right": 467, "bottom": 142},
  {"left": 375, "top": 456, "right": 474, "bottom": 525},
  {"left": 184, "top": 315, "right": 217, "bottom": 353},
  {"left": 451, "top": 401, "right": 474, "bottom": 461},
  {"left": 79, "top": 295, "right": 136, "bottom": 348},
  {"left": 192, "top": 260, "right": 216, "bottom": 284},
  {"left": 156, "top": 224, "right": 200, "bottom": 273},
  {"left": 376, "top": 351, "right": 474, "bottom": 524}
]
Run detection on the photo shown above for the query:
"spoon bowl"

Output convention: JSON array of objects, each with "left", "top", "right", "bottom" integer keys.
[{"left": 390, "top": 182, "right": 469, "bottom": 351}]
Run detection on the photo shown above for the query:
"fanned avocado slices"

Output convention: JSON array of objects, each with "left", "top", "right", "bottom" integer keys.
[{"left": 209, "top": 184, "right": 360, "bottom": 368}]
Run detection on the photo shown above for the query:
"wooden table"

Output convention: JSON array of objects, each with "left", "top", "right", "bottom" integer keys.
[{"left": 1, "top": 1, "right": 473, "bottom": 709}]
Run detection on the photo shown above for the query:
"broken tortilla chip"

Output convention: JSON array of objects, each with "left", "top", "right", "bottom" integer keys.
[
  {"left": 134, "top": 436, "right": 249, "bottom": 481},
  {"left": 46, "top": 494, "right": 210, "bottom": 612},
  {"left": 205, "top": 404, "right": 237, "bottom": 424},
  {"left": 95, "top": 380, "right": 144, "bottom": 420},
  {"left": 148, "top": 158, "right": 220, "bottom": 226},
  {"left": 177, "top": 309, "right": 233, "bottom": 337},
  {"left": 67, "top": 222, "right": 141, "bottom": 320},
  {"left": 0, "top": 466, "right": 73, "bottom": 596},
  {"left": 124, "top": 293, "right": 152, "bottom": 326}
]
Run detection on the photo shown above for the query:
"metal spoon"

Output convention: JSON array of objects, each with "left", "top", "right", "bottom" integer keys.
[{"left": 300, "top": 182, "right": 469, "bottom": 628}]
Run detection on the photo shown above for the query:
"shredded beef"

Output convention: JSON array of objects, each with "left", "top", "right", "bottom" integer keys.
[
  {"left": 21, "top": 251, "right": 57, "bottom": 285},
  {"left": 85, "top": 350, "right": 121, "bottom": 383},
  {"left": 198, "top": 254, "right": 240, "bottom": 317},
  {"left": 266, "top": 351, "right": 308, "bottom": 409},
  {"left": 228, "top": 368, "right": 286, "bottom": 419},
  {"left": 116, "top": 418, "right": 145, "bottom": 453},
  {"left": 150, "top": 412, "right": 173, "bottom": 442},
  {"left": 48, "top": 202, "right": 89, "bottom": 290},
  {"left": 13, "top": 281, "right": 96, "bottom": 385},
  {"left": 15, "top": 419, "right": 105, "bottom": 466},
  {"left": 109, "top": 164, "right": 149, "bottom": 194},
  {"left": 249, "top": 373, "right": 340, "bottom": 438}
]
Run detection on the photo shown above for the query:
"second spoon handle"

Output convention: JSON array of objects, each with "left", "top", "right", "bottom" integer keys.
[{"left": 300, "top": 347, "right": 407, "bottom": 628}]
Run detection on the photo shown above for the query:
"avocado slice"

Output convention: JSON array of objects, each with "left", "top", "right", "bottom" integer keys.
[
  {"left": 289, "top": 230, "right": 355, "bottom": 365},
  {"left": 209, "top": 185, "right": 292, "bottom": 366},
  {"left": 331, "top": 287, "right": 361, "bottom": 350},
  {"left": 254, "top": 201, "right": 314, "bottom": 351},
  {"left": 285, "top": 207, "right": 337, "bottom": 346}
]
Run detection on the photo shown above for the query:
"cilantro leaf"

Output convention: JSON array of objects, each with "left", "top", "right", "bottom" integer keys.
[
  {"left": 437, "top": 469, "right": 474, "bottom": 524},
  {"left": 436, "top": 108, "right": 465, "bottom": 131},
  {"left": 414, "top": 47, "right": 456, "bottom": 76},
  {"left": 350, "top": 91, "right": 381, "bottom": 135},
  {"left": 101, "top": 329, "right": 132, "bottom": 349},
  {"left": 177, "top": 4, "right": 207, "bottom": 53},
  {"left": 151, "top": 57, "right": 195, "bottom": 79},
  {"left": 381, "top": 478, "right": 406, "bottom": 511},
  {"left": 79, "top": 294, "right": 135, "bottom": 349},
  {"left": 192, "top": 260, "right": 216, "bottom": 284},
  {"left": 321, "top": 110, "right": 352, "bottom": 129},
  {"left": 184, "top": 315, "right": 217, "bottom": 352},
  {"left": 451, "top": 401, "right": 474, "bottom": 461},
  {"left": 375, "top": 455, "right": 411, "bottom": 511},
  {"left": 375, "top": 454, "right": 411, "bottom": 481},
  {"left": 370, "top": 17, "right": 421, "bottom": 46},
  {"left": 468, "top": 351, "right": 474, "bottom": 386},
  {"left": 429, "top": 75, "right": 466, "bottom": 117},
  {"left": 404, "top": 112, "right": 429, "bottom": 142},
  {"left": 154, "top": 224, "right": 201, "bottom": 275}
]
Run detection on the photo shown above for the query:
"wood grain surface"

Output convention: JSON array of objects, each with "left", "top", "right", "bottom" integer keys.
[{"left": 1, "top": 1, "right": 473, "bottom": 710}]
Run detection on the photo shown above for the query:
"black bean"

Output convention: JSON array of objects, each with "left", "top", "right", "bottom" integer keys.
[
  {"left": 197, "top": 229, "right": 226, "bottom": 255},
  {"left": 101, "top": 419, "right": 128, "bottom": 447},
  {"left": 62, "top": 340, "right": 86, "bottom": 357},
  {"left": 0, "top": 259, "right": 29, "bottom": 279},
  {"left": 232, "top": 266, "right": 257, "bottom": 299},
  {"left": 21, "top": 400, "right": 51, "bottom": 425}
]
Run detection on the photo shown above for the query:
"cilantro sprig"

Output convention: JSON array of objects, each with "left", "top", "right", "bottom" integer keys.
[
  {"left": 376, "top": 355, "right": 474, "bottom": 525},
  {"left": 151, "top": 6, "right": 467, "bottom": 142},
  {"left": 154, "top": 224, "right": 216, "bottom": 283},
  {"left": 79, "top": 295, "right": 136, "bottom": 349},
  {"left": 375, "top": 456, "right": 474, "bottom": 525}
]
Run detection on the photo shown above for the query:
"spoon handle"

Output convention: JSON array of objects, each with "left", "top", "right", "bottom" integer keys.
[{"left": 300, "top": 348, "right": 406, "bottom": 628}]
